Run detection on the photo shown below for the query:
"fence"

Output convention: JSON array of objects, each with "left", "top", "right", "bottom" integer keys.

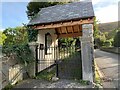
[{"left": 100, "top": 47, "right": 120, "bottom": 54}]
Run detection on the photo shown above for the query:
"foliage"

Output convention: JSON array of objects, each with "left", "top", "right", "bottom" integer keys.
[
  {"left": 26, "top": 1, "right": 65, "bottom": 19},
  {"left": 3, "top": 27, "right": 28, "bottom": 46},
  {"left": 2, "top": 83, "right": 14, "bottom": 90},
  {"left": 107, "top": 29, "right": 118, "bottom": 39},
  {"left": 77, "top": 80, "right": 91, "bottom": 85},
  {"left": 0, "top": 31, "right": 7, "bottom": 45},
  {"left": 94, "top": 18, "right": 118, "bottom": 48},
  {"left": 14, "top": 44, "right": 34, "bottom": 66},
  {"left": 114, "top": 29, "right": 120, "bottom": 47},
  {"left": 94, "top": 69, "right": 102, "bottom": 88},
  {"left": 58, "top": 38, "right": 75, "bottom": 47},
  {"left": 103, "top": 40, "right": 112, "bottom": 47},
  {"left": 93, "top": 17, "right": 100, "bottom": 38},
  {"left": 3, "top": 45, "right": 34, "bottom": 67},
  {"left": 2, "top": 27, "right": 34, "bottom": 66},
  {"left": 93, "top": 17, "right": 104, "bottom": 48},
  {"left": 36, "top": 67, "right": 56, "bottom": 81},
  {"left": 27, "top": 27, "right": 38, "bottom": 42},
  {"left": 94, "top": 33, "right": 106, "bottom": 48}
]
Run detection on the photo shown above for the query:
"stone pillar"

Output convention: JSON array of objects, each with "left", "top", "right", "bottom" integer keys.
[
  {"left": 81, "top": 24, "right": 94, "bottom": 83},
  {"left": 28, "top": 42, "right": 39, "bottom": 77}
]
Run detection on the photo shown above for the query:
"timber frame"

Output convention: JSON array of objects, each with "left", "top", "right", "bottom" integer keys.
[{"left": 31, "top": 17, "right": 94, "bottom": 38}]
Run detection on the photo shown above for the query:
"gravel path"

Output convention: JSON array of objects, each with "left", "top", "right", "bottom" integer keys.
[{"left": 14, "top": 79, "right": 92, "bottom": 88}]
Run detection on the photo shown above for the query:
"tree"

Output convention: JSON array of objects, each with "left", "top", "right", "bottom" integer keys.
[
  {"left": 114, "top": 29, "right": 120, "bottom": 47},
  {"left": 3, "top": 26, "right": 28, "bottom": 46},
  {"left": 0, "top": 31, "right": 7, "bottom": 45},
  {"left": 93, "top": 17, "right": 103, "bottom": 48},
  {"left": 2, "top": 26, "right": 29, "bottom": 55},
  {"left": 93, "top": 17, "right": 100, "bottom": 38},
  {"left": 2, "top": 27, "right": 34, "bottom": 77},
  {"left": 26, "top": 1, "right": 64, "bottom": 19}
]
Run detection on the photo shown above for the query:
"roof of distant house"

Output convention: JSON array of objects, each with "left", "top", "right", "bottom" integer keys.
[{"left": 28, "top": 1, "right": 94, "bottom": 26}]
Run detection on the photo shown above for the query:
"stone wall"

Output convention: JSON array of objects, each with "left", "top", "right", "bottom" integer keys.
[
  {"left": 100, "top": 47, "right": 120, "bottom": 54},
  {"left": 2, "top": 55, "right": 23, "bottom": 88},
  {"left": 1, "top": 54, "right": 36, "bottom": 89}
]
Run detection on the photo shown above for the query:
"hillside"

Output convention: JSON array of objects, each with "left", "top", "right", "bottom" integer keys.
[{"left": 98, "top": 21, "right": 118, "bottom": 33}]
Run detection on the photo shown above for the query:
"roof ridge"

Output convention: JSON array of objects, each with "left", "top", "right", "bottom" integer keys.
[
  {"left": 40, "top": 1, "right": 91, "bottom": 11},
  {"left": 28, "top": 1, "right": 94, "bottom": 26}
]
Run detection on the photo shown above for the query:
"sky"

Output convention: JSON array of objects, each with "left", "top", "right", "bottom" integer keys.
[{"left": 0, "top": 0, "right": 119, "bottom": 30}]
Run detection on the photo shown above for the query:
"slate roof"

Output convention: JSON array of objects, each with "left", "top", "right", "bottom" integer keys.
[{"left": 28, "top": 1, "right": 94, "bottom": 26}]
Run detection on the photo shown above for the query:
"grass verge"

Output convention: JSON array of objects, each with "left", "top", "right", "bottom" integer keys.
[
  {"left": 36, "top": 67, "right": 56, "bottom": 81},
  {"left": 94, "top": 62, "right": 103, "bottom": 88}
]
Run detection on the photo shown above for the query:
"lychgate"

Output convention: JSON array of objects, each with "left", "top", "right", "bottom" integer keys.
[{"left": 28, "top": 1, "right": 95, "bottom": 83}]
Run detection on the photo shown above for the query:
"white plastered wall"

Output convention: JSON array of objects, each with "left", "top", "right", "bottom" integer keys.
[
  {"left": 37, "top": 29, "right": 58, "bottom": 47},
  {"left": 37, "top": 29, "right": 58, "bottom": 72}
]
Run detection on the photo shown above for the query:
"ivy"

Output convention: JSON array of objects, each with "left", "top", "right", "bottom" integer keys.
[
  {"left": 3, "top": 44, "right": 35, "bottom": 66},
  {"left": 27, "top": 27, "right": 38, "bottom": 42},
  {"left": 14, "top": 44, "right": 34, "bottom": 66}
]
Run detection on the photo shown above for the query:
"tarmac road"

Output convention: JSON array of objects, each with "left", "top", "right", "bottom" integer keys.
[{"left": 94, "top": 49, "right": 119, "bottom": 88}]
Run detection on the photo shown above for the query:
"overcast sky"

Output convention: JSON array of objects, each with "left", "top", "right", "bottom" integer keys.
[{"left": 0, "top": 0, "right": 119, "bottom": 30}]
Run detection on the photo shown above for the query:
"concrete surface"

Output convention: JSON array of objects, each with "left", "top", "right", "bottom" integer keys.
[{"left": 13, "top": 79, "right": 92, "bottom": 88}]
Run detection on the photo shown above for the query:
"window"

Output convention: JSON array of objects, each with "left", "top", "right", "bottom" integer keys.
[{"left": 45, "top": 33, "right": 52, "bottom": 55}]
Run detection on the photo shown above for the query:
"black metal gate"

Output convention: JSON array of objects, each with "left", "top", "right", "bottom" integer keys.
[{"left": 35, "top": 45, "right": 82, "bottom": 79}]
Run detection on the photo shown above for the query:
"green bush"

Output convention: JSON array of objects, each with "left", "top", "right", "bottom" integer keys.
[
  {"left": 3, "top": 44, "right": 34, "bottom": 65},
  {"left": 114, "top": 31, "right": 120, "bottom": 47},
  {"left": 2, "top": 83, "right": 14, "bottom": 90},
  {"left": 103, "top": 40, "right": 112, "bottom": 47}
]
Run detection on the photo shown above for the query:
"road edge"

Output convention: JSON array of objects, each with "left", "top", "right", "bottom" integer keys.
[
  {"left": 94, "top": 61, "right": 104, "bottom": 88},
  {"left": 95, "top": 61, "right": 104, "bottom": 79}
]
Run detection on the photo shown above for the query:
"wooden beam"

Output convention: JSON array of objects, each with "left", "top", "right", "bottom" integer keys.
[
  {"left": 79, "top": 25, "right": 82, "bottom": 32},
  {"left": 57, "top": 28, "right": 62, "bottom": 34},
  {"left": 34, "top": 18, "right": 94, "bottom": 30},
  {"left": 58, "top": 32, "right": 82, "bottom": 38},
  {"left": 55, "top": 28, "right": 59, "bottom": 34},
  {"left": 65, "top": 27, "right": 68, "bottom": 34},
  {"left": 67, "top": 26, "right": 73, "bottom": 33},
  {"left": 73, "top": 25, "right": 80, "bottom": 33},
  {"left": 61, "top": 27, "right": 67, "bottom": 34},
  {"left": 71, "top": 26, "right": 74, "bottom": 33}
]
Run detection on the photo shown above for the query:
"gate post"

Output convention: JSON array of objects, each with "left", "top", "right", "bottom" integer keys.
[
  {"left": 81, "top": 24, "right": 94, "bottom": 83},
  {"left": 55, "top": 60, "right": 59, "bottom": 77},
  {"left": 35, "top": 45, "right": 38, "bottom": 76},
  {"left": 28, "top": 42, "right": 39, "bottom": 77}
]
